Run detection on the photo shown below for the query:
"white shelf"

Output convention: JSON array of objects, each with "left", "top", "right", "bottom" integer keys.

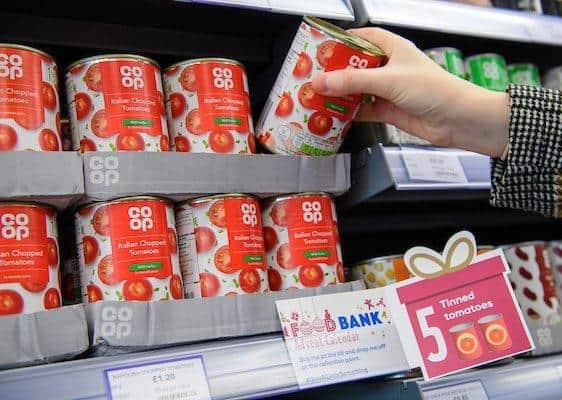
[
  {"left": 354, "top": 0, "right": 562, "bottom": 45},
  {"left": 175, "top": 0, "right": 356, "bottom": 20}
]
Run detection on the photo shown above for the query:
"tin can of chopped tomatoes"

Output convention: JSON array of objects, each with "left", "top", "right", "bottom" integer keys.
[
  {"left": 256, "top": 17, "right": 386, "bottom": 156},
  {"left": 175, "top": 194, "right": 267, "bottom": 298},
  {"left": 75, "top": 196, "right": 183, "bottom": 303},
  {"left": 163, "top": 58, "right": 256, "bottom": 154},
  {"left": 261, "top": 192, "right": 344, "bottom": 291},
  {"left": 0, "top": 44, "right": 61, "bottom": 152},
  {"left": 502, "top": 241, "right": 560, "bottom": 326},
  {"left": 0, "top": 202, "right": 61, "bottom": 315},
  {"left": 66, "top": 54, "right": 170, "bottom": 152},
  {"left": 350, "top": 254, "right": 411, "bottom": 289}
]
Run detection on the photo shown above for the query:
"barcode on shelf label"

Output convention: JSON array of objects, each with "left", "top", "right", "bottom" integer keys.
[
  {"left": 104, "top": 355, "right": 211, "bottom": 400},
  {"left": 422, "top": 380, "right": 488, "bottom": 400},
  {"left": 402, "top": 149, "right": 468, "bottom": 184}
]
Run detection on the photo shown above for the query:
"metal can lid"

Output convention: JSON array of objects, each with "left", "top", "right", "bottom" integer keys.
[
  {"left": 0, "top": 43, "right": 55, "bottom": 62},
  {"left": 265, "top": 191, "right": 333, "bottom": 203},
  {"left": 0, "top": 201, "right": 56, "bottom": 213},
  {"left": 66, "top": 54, "right": 160, "bottom": 72},
  {"left": 351, "top": 254, "right": 403, "bottom": 267},
  {"left": 76, "top": 195, "right": 170, "bottom": 212},
  {"left": 424, "top": 47, "right": 462, "bottom": 54},
  {"left": 185, "top": 193, "right": 257, "bottom": 206},
  {"left": 303, "top": 16, "right": 386, "bottom": 57},
  {"left": 165, "top": 58, "right": 245, "bottom": 72}
]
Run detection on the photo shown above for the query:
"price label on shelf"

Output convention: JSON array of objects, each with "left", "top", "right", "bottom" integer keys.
[
  {"left": 104, "top": 355, "right": 212, "bottom": 400},
  {"left": 421, "top": 381, "right": 489, "bottom": 400},
  {"left": 401, "top": 148, "right": 468, "bottom": 184}
]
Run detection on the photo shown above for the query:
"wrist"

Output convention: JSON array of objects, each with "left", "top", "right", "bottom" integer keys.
[{"left": 448, "top": 80, "right": 509, "bottom": 158}]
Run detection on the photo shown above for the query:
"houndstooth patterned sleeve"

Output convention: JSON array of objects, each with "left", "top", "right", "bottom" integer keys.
[{"left": 490, "top": 85, "right": 562, "bottom": 218}]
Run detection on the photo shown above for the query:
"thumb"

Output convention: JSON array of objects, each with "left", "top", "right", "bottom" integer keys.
[{"left": 312, "top": 67, "right": 395, "bottom": 100}]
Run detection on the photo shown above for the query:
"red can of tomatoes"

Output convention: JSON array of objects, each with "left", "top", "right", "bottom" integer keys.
[
  {"left": 256, "top": 17, "right": 386, "bottom": 156},
  {"left": 0, "top": 202, "right": 61, "bottom": 315},
  {"left": 75, "top": 197, "right": 183, "bottom": 303},
  {"left": 0, "top": 44, "right": 61, "bottom": 151},
  {"left": 261, "top": 192, "right": 344, "bottom": 291},
  {"left": 175, "top": 194, "right": 267, "bottom": 298},
  {"left": 163, "top": 58, "right": 256, "bottom": 154},
  {"left": 65, "top": 54, "right": 170, "bottom": 152}
]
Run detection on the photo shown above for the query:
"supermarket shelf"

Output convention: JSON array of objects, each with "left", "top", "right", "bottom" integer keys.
[
  {"left": 337, "top": 145, "right": 490, "bottom": 211},
  {"left": 178, "top": 0, "right": 356, "bottom": 20},
  {"left": 0, "top": 334, "right": 297, "bottom": 400},
  {"left": 418, "top": 354, "right": 562, "bottom": 400},
  {"left": 82, "top": 152, "right": 350, "bottom": 202},
  {"left": 353, "top": 0, "right": 562, "bottom": 45},
  {"left": 0, "top": 152, "right": 84, "bottom": 210}
]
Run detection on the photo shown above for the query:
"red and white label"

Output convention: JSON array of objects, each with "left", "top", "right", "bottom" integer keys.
[
  {"left": 193, "top": 62, "right": 250, "bottom": 133},
  {"left": 108, "top": 201, "right": 172, "bottom": 281},
  {"left": 285, "top": 196, "right": 337, "bottom": 266},
  {"left": 0, "top": 48, "right": 45, "bottom": 126},
  {"left": 223, "top": 197, "right": 265, "bottom": 270},
  {"left": 101, "top": 60, "right": 163, "bottom": 136},
  {"left": 0, "top": 207, "right": 50, "bottom": 286}
]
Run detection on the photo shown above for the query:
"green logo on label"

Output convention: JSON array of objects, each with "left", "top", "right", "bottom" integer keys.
[
  {"left": 324, "top": 101, "right": 348, "bottom": 114},
  {"left": 300, "top": 143, "right": 333, "bottom": 156},
  {"left": 123, "top": 119, "right": 152, "bottom": 127},
  {"left": 130, "top": 262, "right": 162, "bottom": 272},
  {"left": 215, "top": 117, "right": 241, "bottom": 125},
  {"left": 305, "top": 250, "right": 330, "bottom": 258},
  {"left": 244, "top": 255, "right": 264, "bottom": 263}
]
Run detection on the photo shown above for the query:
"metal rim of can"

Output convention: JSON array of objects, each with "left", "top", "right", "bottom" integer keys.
[
  {"left": 265, "top": 191, "right": 333, "bottom": 204},
  {"left": 507, "top": 63, "right": 538, "bottom": 70},
  {"left": 165, "top": 58, "right": 245, "bottom": 73},
  {"left": 0, "top": 201, "right": 56, "bottom": 214},
  {"left": 477, "top": 245, "right": 495, "bottom": 251},
  {"left": 465, "top": 53, "right": 505, "bottom": 62},
  {"left": 0, "top": 43, "right": 55, "bottom": 62},
  {"left": 76, "top": 195, "right": 171, "bottom": 213},
  {"left": 424, "top": 47, "right": 462, "bottom": 54},
  {"left": 303, "top": 16, "right": 386, "bottom": 58},
  {"left": 499, "top": 240, "right": 546, "bottom": 250},
  {"left": 66, "top": 54, "right": 160, "bottom": 73},
  {"left": 351, "top": 254, "right": 403, "bottom": 268},
  {"left": 185, "top": 193, "right": 258, "bottom": 207}
]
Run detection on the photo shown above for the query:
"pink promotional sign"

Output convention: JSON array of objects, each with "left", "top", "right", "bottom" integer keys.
[{"left": 393, "top": 233, "right": 534, "bottom": 380}]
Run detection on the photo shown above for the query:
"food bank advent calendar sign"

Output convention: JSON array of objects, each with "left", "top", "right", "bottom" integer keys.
[{"left": 276, "top": 231, "right": 534, "bottom": 386}]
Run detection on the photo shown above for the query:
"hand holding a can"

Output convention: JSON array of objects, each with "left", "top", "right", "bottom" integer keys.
[{"left": 311, "top": 28, "right": 510, "bottom": 158}]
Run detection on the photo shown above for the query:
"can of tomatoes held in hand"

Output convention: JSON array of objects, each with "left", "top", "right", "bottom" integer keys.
[
  {"left": 424, "top": 47, "right": 466, "bottom": 79},
  {"left": 0, "top": 202, "right": 61, "bottom": 315},
  {"left": 75, "top": 196, "right": 183, "bottom": 303},
  {"left": 163, "top": 58, "right": 256, "bottom": 154},
  {"left": 350, "top": 254, "right": 411, "bottom": 289},
  {"left": 508, "top": 63, "right": 541, "bottom": 86},
  {"left": 0, "top": 44, "right": 61, "bottom": 152},
  {"left": 261, "top": 192, "right": 344, "bottom": 291},
  {"left": 256, "top": 17, "right": 386, "bottom": 156},
  {"left": 465, "top": 53, "right": 509, "bottom": 92},
  {"left": 175, "top": 194, "right": 267, "bottom": 298},
  {"left": 66, "top": 54, "right": 170, "bottom": 152}
]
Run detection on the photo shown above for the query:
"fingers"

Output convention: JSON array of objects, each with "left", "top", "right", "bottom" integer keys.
[
  {"left": 312, "top": 67, "right": 395, "bottom": 100},
  {"left": 347, "top": 27, "right": 398, "bottom": 56}
]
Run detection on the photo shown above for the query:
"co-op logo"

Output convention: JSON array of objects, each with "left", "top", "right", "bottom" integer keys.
[
  {"left": 212, "top": 67, "right": 233, "bottom": 90},
  {"left": 1, "top": 213, "right": 29, "bottom": 240},
  {"left": 128, "top": 206, "right": 153, "bottom": 231},
  {"left": 120, "top": 65, "right": 144, "bottom": 90},
  {"left": 241, "top": 203, "right": 258, "bottom": 227},
  {"left": 302, "top": 201, "right": 322, "bottom": 224},
  {"left": 348, "top": 55, "right": 369, "bottom": 69},
  {"left": 101, "top": 306, "right": 133, "bottom": 339},
  {"left": 89, "top": 156, "right": 119, "bottom": 186},
  {"left": 0, "top": 54, "right": 23, "bottom": 80}
]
